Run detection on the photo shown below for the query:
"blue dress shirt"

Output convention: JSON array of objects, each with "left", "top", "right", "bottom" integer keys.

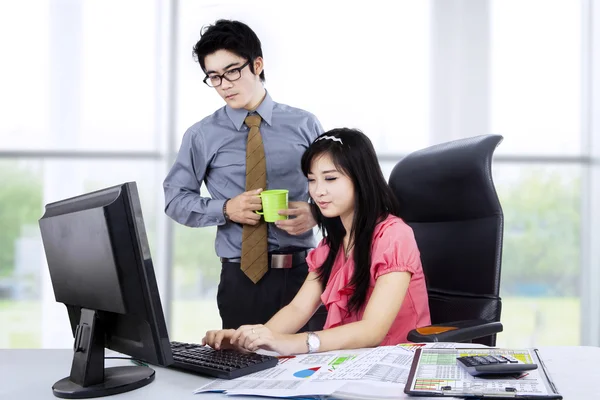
[{"left": 163, "top": 92, "right": 324, "bottom": 258}]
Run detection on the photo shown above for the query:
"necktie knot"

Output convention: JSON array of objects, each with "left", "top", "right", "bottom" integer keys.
[{"left": 244, "top": 114, "right": 262, "bottom": 128}]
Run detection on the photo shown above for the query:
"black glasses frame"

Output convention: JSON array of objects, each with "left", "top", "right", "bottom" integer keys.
[{"left": 203, "top": 60, "right": 251, "bottom": 88}]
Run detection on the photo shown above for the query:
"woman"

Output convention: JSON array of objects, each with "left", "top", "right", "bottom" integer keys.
[{"left": 203, "top": 128, "right": 430, "bottom": 355}]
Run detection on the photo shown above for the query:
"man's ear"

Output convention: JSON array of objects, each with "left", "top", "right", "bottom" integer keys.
[{"left": 253, "top": 56, "right": 264, "bottom": 76}]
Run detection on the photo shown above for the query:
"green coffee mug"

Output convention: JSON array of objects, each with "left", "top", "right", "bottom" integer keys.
[{"left": 256, "top": 189, "right": 289, "bottom": 222}]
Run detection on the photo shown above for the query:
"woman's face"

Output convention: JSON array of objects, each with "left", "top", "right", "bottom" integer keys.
[{"left": 308, "top": 153, "right": 355, "bottom": 224}]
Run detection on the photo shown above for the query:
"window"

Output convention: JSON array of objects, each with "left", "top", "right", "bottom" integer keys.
[
  {"left": 491, "top": 0, "right": 582, "bottom": 155},
  {"left": 490, "top": 0, "right": 584, "bottom": 346},
  {"left": 1, "top": 0, "right": 595, "bottom": 349},
  {"left": 494, "top": 164, "right": 581, "bottom": 346},
  {"left": 0, "top": 1, "right": 164, "bottom": 348}
]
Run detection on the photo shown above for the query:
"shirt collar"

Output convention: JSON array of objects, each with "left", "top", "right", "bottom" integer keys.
[{"left": 225, "top": 90, "right": 274, "bottom": 131}]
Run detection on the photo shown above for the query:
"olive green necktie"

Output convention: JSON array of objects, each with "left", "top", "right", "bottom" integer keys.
[{"left": 241, "top": 114, "right": 268, "bottom": 283}]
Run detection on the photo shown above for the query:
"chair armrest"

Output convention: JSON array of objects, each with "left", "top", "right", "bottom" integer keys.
[{"left": 407, "top": 319, "right": 503, "bottom": 343}]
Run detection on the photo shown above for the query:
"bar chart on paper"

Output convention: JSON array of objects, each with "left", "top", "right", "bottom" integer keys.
[{"left": 328, "top": 355, "right": 357, "bottom": 371}]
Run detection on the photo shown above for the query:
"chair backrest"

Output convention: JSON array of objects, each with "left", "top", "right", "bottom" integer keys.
[{"left": 388, "top": 135, "right": 504, "bottom": 346}]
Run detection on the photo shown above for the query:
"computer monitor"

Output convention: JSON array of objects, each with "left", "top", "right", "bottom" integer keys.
[{"left": 39, "top": 182, "right": 173, "bottom": 399}]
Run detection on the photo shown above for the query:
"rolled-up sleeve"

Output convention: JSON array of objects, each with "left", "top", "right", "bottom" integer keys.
[{"left": 163, "top": 127, "right": 226, "bottom": 227}]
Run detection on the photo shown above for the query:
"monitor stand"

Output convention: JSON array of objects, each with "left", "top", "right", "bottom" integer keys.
[{"left": 52, "top": 308, "right": 155, "bottom": 399}]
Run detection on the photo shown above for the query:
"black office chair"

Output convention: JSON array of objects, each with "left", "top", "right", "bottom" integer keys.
[{"left": 389, "top": 135, "right": 504, "bottom": 346}]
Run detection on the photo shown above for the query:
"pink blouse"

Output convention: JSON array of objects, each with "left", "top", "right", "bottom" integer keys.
[{"left": 306, "top": 215, "right": 431, "bottom": 345}]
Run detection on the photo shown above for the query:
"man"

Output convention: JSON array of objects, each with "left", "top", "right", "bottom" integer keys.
[{"left": 163, "top": 19, "right": 325, "bottom": 331}]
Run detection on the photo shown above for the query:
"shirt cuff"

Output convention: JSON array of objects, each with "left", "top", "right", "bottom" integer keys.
[{"left": 208, "top": 198, "right": 228, "bottom": 226}]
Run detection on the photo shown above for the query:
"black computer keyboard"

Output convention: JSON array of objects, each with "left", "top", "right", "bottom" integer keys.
[{"left": 169, "top": 341, "right": 279, "bottom": 379}]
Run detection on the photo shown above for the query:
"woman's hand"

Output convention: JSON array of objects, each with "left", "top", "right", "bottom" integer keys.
[
  {"left": 201, "top": 329, "right": 238, "bottom": 350},
  {"left": 231, "top": 324, "right": 298, "bottom": 356}
]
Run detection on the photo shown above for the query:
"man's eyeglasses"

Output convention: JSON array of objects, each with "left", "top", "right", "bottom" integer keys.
[{"left": 203, "top": 60, "right": 251, "bottom": 88}]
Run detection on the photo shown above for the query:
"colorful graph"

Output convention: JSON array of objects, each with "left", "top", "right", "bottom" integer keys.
[
  {"left": 293, "top": 366, "right": 320, "bottom": 378},
  {"left": 328, "top": 355, "right": 356, "bottom": 371}
]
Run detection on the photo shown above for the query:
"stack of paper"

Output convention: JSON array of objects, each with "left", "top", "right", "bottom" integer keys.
[
  {"left": 194, "top": 348, "right": 370, "bottom": 398},
  {"left": 194, "top": 343, "right": 483, "bottom": 398}
]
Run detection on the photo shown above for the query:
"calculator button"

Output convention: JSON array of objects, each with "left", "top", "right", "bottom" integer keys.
[
  {"left": 473, "top": 356, "right": 490, "bottom": 365},
  {"left": 457, "top": 357, "right": 475, "bottom": 366},
  {"left": 482, "top": 356, "right": 499, "bottom": 364},
  {"left": 465, "top": 357, "right": 478, "bottom": 366},
  {"left": 500, "top": 355, "right": 519, "bottom": 363},
  {"left": 491, "top": 355, "right": 508, "bottom": 363}
]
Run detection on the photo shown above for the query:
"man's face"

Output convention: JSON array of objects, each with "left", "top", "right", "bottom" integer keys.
[{"left": 203, "top": 49, "right": 263, "bottom": 110}]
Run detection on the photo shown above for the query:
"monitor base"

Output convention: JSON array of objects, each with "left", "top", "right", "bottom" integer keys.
[{"left": 52, "top": 366, "right": 155, "bottom": 399}]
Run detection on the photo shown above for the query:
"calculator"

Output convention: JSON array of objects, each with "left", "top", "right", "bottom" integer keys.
[{"left": 456, "top": 354, "right": 538, "bottom": 376}]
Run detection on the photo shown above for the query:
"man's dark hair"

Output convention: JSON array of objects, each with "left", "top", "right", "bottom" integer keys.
[
  {"left": 193, "top": 19, "right": 265, "bottom": 82},
  {"left": 301, "top": 128, "right": 401, "bottom": 315}
]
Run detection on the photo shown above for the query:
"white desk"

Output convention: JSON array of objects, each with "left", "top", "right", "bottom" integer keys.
[{"left": 1, "top": 346, "right": 597, "bottom": 399}]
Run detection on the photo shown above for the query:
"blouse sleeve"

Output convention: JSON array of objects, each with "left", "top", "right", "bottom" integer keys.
[
  {"left": 371, "top": 220, "right": 422, "bottom": 280},
  {"left": 306, "top": 239, "right": 331, "bottom": 273}
]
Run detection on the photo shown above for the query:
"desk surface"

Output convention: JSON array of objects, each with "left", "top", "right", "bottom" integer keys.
[{"left": 1, "top": 346, "right": 597, "bottom": 399}]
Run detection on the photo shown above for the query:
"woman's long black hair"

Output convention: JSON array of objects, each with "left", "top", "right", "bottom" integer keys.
[{"left": 301, "top": 128, "right": 401, "bottom": 314}]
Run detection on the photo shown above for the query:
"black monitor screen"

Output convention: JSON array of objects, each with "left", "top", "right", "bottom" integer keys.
[{"left": 39, "top": 182, "right": 173, "bottom": 398}]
